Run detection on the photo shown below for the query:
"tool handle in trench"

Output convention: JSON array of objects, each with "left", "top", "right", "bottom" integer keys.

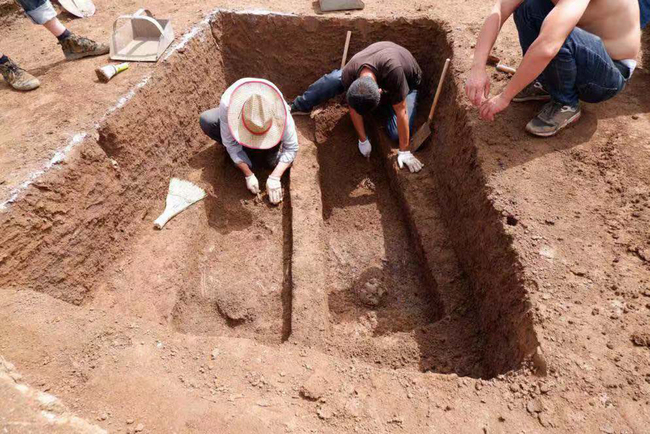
[
  {"left": 427, "top": 58, "right": 451, "bottom": 123},
  {"left": 341, "top": 31, "right": 352, "bottom": 70}
]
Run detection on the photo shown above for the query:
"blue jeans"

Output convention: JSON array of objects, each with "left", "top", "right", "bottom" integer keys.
[
  {"left": 292, "top": 69, "right": 418, "bottom": 142},
  {"left": 514, "top": 0, "right": 629, "bottom": 106},
  {"left": 16, "top": 0, "right": 57, "bottom": 25}
]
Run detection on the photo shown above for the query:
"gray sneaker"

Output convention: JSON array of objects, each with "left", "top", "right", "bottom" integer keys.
[
  {"left": 513, "top": 81, "right": 551, "bottom": 102},
  {"left": 526, "top": 101, "right": 581, "bottom": 137}
]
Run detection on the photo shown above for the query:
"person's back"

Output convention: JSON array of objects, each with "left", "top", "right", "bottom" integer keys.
[{"left": 570, "top": 0, "right": 640, "bottom": 59}]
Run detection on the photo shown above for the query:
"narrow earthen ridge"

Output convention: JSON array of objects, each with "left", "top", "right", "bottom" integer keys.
[
  {"left": 289, "top": 136, "right": 330, "bottom": 344},
  {"left": 426, "top": 63, "right": 542, "bottom": 377}
]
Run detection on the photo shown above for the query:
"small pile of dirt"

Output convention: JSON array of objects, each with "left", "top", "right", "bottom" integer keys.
[{"left": 215, "top": 283, "right": 260, "bottom": 325}]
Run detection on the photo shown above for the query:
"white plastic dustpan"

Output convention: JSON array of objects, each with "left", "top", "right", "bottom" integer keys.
[
  {"left": 110, "top": 9, "right": 174, "bottom": 62},
  {"left": 58, "top": 0, "right": 96, "bottom": 18}
]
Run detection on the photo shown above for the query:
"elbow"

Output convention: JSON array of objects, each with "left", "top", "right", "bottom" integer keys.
[{"left": 531, "top": 40, "right": 562, "bottom": 62}]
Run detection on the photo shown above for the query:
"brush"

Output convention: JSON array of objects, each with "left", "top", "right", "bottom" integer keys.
[{"left": 153, "top": 178, "right": 206, "bottom": 230}]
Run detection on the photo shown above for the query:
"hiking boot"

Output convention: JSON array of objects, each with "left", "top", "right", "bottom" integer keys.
[
  {"left": 513, "top": 80, "right": 551, "bottom": 102},
  {"left": 0, "top": 57, "right": 40, "bottom": 91},
  {"left": 59, "top": 33, "right": 109, "bottom": 61},
  {"left": 526, "top": 101, "right": 581, "bottom": 137}
]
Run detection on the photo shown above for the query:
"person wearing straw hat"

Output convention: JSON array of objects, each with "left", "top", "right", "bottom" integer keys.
[{"left": 199, "top": 78, "right": 298, "bottom": 205}]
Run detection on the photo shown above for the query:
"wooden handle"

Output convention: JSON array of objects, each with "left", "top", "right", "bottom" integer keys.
[
  {"left": 427, "top": 58, "right": 451, "bottom": 122},
  {"left": 341, "top": 31, "right": 352, "bottom": 70}
]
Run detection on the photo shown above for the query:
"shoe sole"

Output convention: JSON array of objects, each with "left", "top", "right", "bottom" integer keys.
[
  {"left": 512, "top": 94, "right": 552, "bottom": 103},
  {"left": 526, "top": 110, "right": 582, "bottom": 137},
  {"left": 64, "top": 48, "right": 109, "bottom": 61}
]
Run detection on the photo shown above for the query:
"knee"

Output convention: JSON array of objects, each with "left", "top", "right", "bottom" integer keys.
[
  {"left": 199, "top": 110, "right": 216, "bottom": 136},
  {"left": 324, "top": 70, "right": 344, "bottom": 88}
]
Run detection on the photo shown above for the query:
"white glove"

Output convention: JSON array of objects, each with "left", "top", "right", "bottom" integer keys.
[
  {"left": 266, "top": 176, "right": 283, "bottom": 205},
  {"left": 245, "top": 174, "right": 260, "bottom": 194},
  {"left": 397, "top": 151, "right": 424, "bottom": 173},
  {"left": 358, "top": 139, "right": 372, "bottom": 158}
]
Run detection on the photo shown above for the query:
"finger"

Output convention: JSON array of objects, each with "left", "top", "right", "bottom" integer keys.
[
  {"left": 484, "top": 81, "right": 491, "bottom": 100},
  {"left": 397, "top": 159, "right": 404, "bottom": 169}
]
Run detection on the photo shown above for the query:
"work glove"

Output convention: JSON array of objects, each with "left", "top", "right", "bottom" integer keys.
[
  {"left": 266, "top": 176, "right": 283, "bottom": 205},
  {"left": 245, "top": 174, "right": 260, "bottom": 194},
  {"left": 358, "top": 139, "right": 372, "bottom": 158},
  {"left": 397, "top": 151, "right": 424, "bottom": 173}
]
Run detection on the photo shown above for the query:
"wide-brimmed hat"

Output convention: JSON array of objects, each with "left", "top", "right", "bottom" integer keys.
[{"left": 227, "top": 80, "right": 287, "bottom": 150}]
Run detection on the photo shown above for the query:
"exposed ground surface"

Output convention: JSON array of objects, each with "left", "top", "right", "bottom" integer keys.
[{"left": 1, "top": 1, "right": 650, "bottom": 434}]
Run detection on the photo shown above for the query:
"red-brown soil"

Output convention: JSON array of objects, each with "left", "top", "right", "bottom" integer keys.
[{"left": 1, "top": 1, "right": 650, "bottom": 433}]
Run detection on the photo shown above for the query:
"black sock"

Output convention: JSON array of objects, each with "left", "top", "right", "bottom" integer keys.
[
  {"left": 57, "top": 29, "right": 71, "bottom": 41},
  {"left": 0, "top": 55, "right": 8, "bottom": 65}
]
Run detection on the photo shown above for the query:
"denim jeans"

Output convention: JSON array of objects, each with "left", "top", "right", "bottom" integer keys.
[
  {"left": 292, "top": 69, "right": 418, "bottom": 142},
  {"left": 641, "top": 0, "right": 650, "bottom": 28},
  {"left": 16, "top": 0, "right": 57, "bottom": 25},
  {"left": 514, "top": 0, "right": 629, "bottom": 106}
]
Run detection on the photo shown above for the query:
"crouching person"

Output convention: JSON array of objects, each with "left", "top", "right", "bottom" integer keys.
[
  {"left": 291, "top": 42, "right": 424, "bottom": 173},
  {"left": 200, "top": 78, "right": 298, "bottom": 205}
]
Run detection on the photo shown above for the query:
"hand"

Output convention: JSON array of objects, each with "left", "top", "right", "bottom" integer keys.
[
  {"left": 479, "top": 92, "right": 511, "bottom": 122},
  {"left": 358, "top": 139, "right": 371, "bottom": 158},
  {"left": 245, "top": 174, "right": 260, "bottom": 194},
  {"left": 397, "top": 151, "right": 424, "bottom": 173},
  {"left": 465, "top": 67, "right": 491, "bottom": 107},
  {"left": 266, "top": 176, "right": 283, "bottom": 205}
]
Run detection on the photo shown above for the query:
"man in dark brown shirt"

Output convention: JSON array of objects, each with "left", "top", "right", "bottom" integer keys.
[{"left": 291, "top": 41, "right": 424, "bottom": 173}]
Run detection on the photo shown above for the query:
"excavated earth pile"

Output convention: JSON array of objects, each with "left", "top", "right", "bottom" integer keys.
[{"left": 0, "top": 9, "right": 561, "bottom": 433}]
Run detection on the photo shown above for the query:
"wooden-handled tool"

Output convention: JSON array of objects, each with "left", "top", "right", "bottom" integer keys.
[
  {"left": 487, "top": 54, "right": 516, "bottom": 75},
  {"left": 410, "top": 58, "right": 451, "bottom": 152},
  {"left": 341, "top": 30, "right": 352, "bottom": 70}
]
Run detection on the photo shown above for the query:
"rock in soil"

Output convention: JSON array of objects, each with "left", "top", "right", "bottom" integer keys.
[
  {"left": 354, "top": 277, "right": 387, "bottom": 307},
  {"left": 631, "top": 332, "right": 650, "bottom": 347}
]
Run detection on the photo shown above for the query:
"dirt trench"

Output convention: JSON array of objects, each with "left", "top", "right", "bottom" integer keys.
[{"left": 0, "top": 11, "right": 538, "bottom": 378}]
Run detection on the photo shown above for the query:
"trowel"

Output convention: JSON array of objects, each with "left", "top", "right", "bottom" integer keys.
[
  {"left": 58, "top": 0, "right": 96, "bottom": 18},
  {"left": 410, "top": 58, "right": 451, "bottom": 153}
]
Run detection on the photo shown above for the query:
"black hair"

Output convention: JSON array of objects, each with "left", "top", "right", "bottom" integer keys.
[{"left": 346, "top": 76, "right": 380, "bottom": 115}]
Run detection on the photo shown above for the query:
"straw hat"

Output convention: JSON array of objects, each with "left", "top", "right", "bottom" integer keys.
[{"left": 227, "top": 80, "right": 287, "bottom": 150}]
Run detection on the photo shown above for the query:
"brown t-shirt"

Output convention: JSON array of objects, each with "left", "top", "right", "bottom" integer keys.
[{"left": 341, "top": 41, "right": 422, "bottom": 105}]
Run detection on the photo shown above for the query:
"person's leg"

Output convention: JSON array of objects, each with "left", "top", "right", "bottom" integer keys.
[
  {"left": 199, "top": 108, "right": 223, "bottom": 144},
  {"left": 291, "top": 69, "right": 345, "bottom": 112},
  {"left": 15, "top": 0, "right": 108, "bottom": 61},
  {"left": 384, "top": 89, "right": 419, "bottom": 142},
  {"left": 15, "top": 0, "right": 57, "bottom": 27}
]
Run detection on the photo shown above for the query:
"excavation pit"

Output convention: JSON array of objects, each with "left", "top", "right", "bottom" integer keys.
[{"left": 0, "top": 11, "right": 540, "bottom": 379}]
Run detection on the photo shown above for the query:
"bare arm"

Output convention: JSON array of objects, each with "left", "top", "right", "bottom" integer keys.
[
  {"left": 466, "top": 0, "right": 523, "bottom": 106},
  {"left": 349, "top": 108, "right": 367, "bottom": 142},
  {"left": 393, "top": 100, "right": 410, "bottom": 151},
  {"left": 502, "top": 0, "right": 590, "bottom": 101},
  {"left": 480, "top": 0, "right": 590, "bottom": 120}
]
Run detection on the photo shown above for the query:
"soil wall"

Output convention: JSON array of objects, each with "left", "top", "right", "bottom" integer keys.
[
  {"left": 427, "top": 67, "right": 540, "bottom": 376},
  {"left": 0, "top": 27, "right": 224, "bottom": 304}
]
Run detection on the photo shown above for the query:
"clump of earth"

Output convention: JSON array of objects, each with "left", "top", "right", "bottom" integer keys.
[
  {"left": 354, "top": 276, "right": 387, "bottom": 307},
  {"left": 215, "top": 283, "right": 259, "bottom": 324}
]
